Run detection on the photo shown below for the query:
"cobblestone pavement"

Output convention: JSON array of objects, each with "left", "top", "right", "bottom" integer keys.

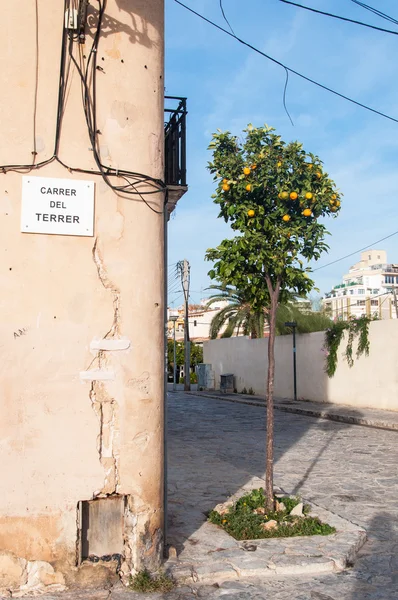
[
  {"left": 30, "top": 393, "right": 398, "bottom": 600},
  {"left": 164, "top": 393, "right": 398, "bottom": 599}
]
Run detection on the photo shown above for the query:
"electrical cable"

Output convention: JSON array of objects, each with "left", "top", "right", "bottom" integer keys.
[
  {"left": 279, "top": 0, "right": 398, "bottom": 35},
  {"left": 313, "top": 230, "right": 398, "bottom": 272},
  {"left": 32, "top": 0, "right": 40, "bottom": 163},
  {"left": 282, "top": 68, "right": 294, "bottom": 126},
  {"left": 219, "top": 0, "right": 235, "bottom": 35},
  {"left": 174, "top": 0, "right": 398, "bottom": 124},
  {"left": 63, "top": 1, "right": 165, "bottom": 213},
  {"left": 169, "top": 293, "right": 184, "bottom": 303},
  {"left": 349, "top": 1, "right": 398, "bottom": 27},
  {"left": 0, "top": 0, "right": 166, "bottom": 215},
  {"left": 169, "top": 273, "right": 181, "bottom": 283}
]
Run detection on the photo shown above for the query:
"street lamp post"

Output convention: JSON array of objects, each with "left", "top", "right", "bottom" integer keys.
[
  {"left": 170, "top": 315, "right": 178, "bottom": 391},
  {"left": 284, "top": 321, "right": 297, "bottom": 401}
]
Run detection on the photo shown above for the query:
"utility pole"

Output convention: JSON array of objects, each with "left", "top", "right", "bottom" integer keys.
[
  {"left": 169, "top": 314, "right": 178, "bottom": 391},
  {"left": 393, "top": 288, "right": 398, "bottom": 319},
  {"left": 177, "top": 259, "right": 190, "bottom": 391}
]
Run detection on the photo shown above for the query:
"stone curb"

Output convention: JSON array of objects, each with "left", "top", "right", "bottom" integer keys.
[
  {"left": 186, "top": 392, "right": 398, "bottom": 432},
  {"left": 165, "top": 499, "right": 367, "bottom": 585}
]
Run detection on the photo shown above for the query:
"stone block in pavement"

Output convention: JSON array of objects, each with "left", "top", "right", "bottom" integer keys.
[
  {"left": 269, "top": 555, "right": 336, "bottom": 575},
  {"left": 193, "top": 562, "right": 238, "bottom": 583}
]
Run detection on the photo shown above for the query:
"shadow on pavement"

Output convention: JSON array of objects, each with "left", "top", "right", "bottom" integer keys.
[
  {"left": 166, "top": 392, "right": 362, "bottom": 556},
  {"left": 348, "top": 511, "right": 398, "bottom": 599}
]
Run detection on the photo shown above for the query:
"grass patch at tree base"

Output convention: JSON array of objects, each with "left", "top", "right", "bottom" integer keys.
[
  {"left": 129, "top": 569, "right": 175, "bottom": 593},
  {"left": 208, "top": 488, "right": 336, "bottom": 541}
]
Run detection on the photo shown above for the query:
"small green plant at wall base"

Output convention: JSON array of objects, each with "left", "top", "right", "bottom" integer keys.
[
  {"left": 190, "top": 372, "right": 198, "bottom": 384},
  {"left": 248, "top": 387, "right": 255, "bottom": 395},
  {"left": 208, "top": 488, "right": 335, "bottom": 541},
  {"left": 324, "top": 315, "right": 373, "bottom": 377},
  {"left": 241, "top": 387, "right": 248, "bottom": 394},
  {"left": 129, "top": 569, "right": 175, "bottom": 593}
]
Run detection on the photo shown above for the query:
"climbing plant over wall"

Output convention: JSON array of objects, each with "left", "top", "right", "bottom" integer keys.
[{"left": 324, "top": 316, "right": 373, "bottom": 377}]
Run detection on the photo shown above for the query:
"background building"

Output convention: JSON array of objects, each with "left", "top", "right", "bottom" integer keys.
[
  {"left": 167, "top": 299, "right": 232, "bottom": 344},
  {"left": 322, "top": 250, "right": 398, "bottom": 319}
]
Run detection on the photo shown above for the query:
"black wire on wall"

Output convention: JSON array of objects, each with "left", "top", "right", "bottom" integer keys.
[{"left": 0, "top": 0, "right": 166, "bottom": 215}]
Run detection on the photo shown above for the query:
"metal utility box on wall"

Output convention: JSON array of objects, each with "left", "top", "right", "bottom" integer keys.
[
  {"left": 79, "top": 497, "right": 124, "bottom": 562},
  {"left": 220, "top": 373, "right": 234, "bottom": 393}
]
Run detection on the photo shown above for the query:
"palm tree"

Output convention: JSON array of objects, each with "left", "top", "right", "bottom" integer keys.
[
  {"left": 205, "top": 285, "right": 266, "bottom": 339},
  {"left": 206, "top": 284, "right": 331, "bottom": 340}
]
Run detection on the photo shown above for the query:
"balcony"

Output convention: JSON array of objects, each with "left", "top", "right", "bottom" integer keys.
[
  {"left": 165, "top": 96, "right": 188, "bottom": 216},
  {"left": 384, "top": 265, "right": 398, "bottom": 274}
]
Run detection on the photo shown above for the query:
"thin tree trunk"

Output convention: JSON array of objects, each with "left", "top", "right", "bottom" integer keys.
[{"left": 264, "top": 276, "right": 281, "bottom": 512}]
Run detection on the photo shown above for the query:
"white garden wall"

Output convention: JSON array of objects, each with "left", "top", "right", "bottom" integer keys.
[{"left": 204, "top": 320, "right": 398, "bottom": 411}]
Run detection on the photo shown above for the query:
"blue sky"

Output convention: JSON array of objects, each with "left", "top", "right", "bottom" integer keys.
[{"left": 165, "top": 0, "right": 398, "bottom": 307}]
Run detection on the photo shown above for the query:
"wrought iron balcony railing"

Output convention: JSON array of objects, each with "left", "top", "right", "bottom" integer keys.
[{"left": 164, "top": 96, "right": 187, "bottom": 187}]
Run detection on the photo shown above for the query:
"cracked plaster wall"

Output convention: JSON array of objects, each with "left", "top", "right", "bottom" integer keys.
[{"left": 0, "top": 0, "right": 165, "bottom": 594}]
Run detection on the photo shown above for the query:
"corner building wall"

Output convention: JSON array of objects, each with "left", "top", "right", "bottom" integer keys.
[{"left": 0, "top": 0, "right": 165, "bottom": 593}]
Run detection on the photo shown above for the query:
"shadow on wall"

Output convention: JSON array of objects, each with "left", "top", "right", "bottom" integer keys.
[
  {"left": 166, "top": 394, "right": 366, "bottom": 555},
  {"left": 86, "top": 0, "right": 161, "bottom": 47},
  {"left": 203, "top": 320, "right": 398, "bottom": 412}
]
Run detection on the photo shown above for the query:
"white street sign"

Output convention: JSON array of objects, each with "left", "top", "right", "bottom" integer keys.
[{"left": 21, "top": 176, "right": 95, "bottom": 237}]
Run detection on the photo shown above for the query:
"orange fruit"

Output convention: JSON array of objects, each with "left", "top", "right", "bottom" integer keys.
[
  {"left": 287, "top": 233, "right": 291, "bottom": 238},
  {"left": 332, "top": 194, "right": 337, "bottom": 200},
  {"left": 305, "top": 192, "right": 313, "bottom": 200},
  {"left": 307, "top": 163, "right": 313, "bottom": 169},
  {"left": 246, "top": 184, "right": 252, "bottom": 192},
  {"left": 316, "top": 172, "right": 322, "bottom": 179},
  {"left": 329, "top": 199, "right": 335, "bottom": 206},
  {"left": 278, "top": 192, "right": 283, "bottom": 199},
  {"left": 243, "top": 167, "right": 251, "bottom": 175},
  {"left": 330, "top": 206, "right": 338, "bottom": 213},
  {"left": 281, "top": 191, "right": 289, "bottom": 199},
  {"left": 277, "top": 161, "right": 282, "bottom": 167},
  {"left": 335, "top": 200, "right": 341, "bottom": 207},
  {"left": 223, "top": 178, "right": 228, "bottom": 184},
  {"left": 247, "top": 209, "right": 255, "bottom": 217},
  {"left": 282, "top": 214, "right": 291, "bottom": 222},
  {"left": 251, "top": 164, "right": 257, "bottom": 170},
  {"left": 303, "top": 208, "right": 312, "bottom": 217},
  {"left": 290, "top": 192, "right": 298, "bottom": 200},
  {"left": 222, "top": 183, "right": 230, "bottom": 192}
]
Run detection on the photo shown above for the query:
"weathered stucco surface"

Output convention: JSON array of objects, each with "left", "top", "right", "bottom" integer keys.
[{"left": 0, "top": 0, "right": 165, "bottom": 594}]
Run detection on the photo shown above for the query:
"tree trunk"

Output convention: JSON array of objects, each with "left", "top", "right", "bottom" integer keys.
[{"left": 264, "top": 276, "right": 281, "bottom": 512}]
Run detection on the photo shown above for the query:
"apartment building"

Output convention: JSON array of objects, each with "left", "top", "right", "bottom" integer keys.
[{"left": 323, "top": 250, "right": 398, "bottom": 319}]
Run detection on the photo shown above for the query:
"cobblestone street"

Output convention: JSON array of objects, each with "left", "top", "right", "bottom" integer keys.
[{"left": 165, "top": 392, "right": 398, "bottom": 599}]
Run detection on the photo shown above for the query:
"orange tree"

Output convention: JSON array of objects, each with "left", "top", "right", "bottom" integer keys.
[{"left": 205, "top": 124, "right": 341, "bottom": 510}]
